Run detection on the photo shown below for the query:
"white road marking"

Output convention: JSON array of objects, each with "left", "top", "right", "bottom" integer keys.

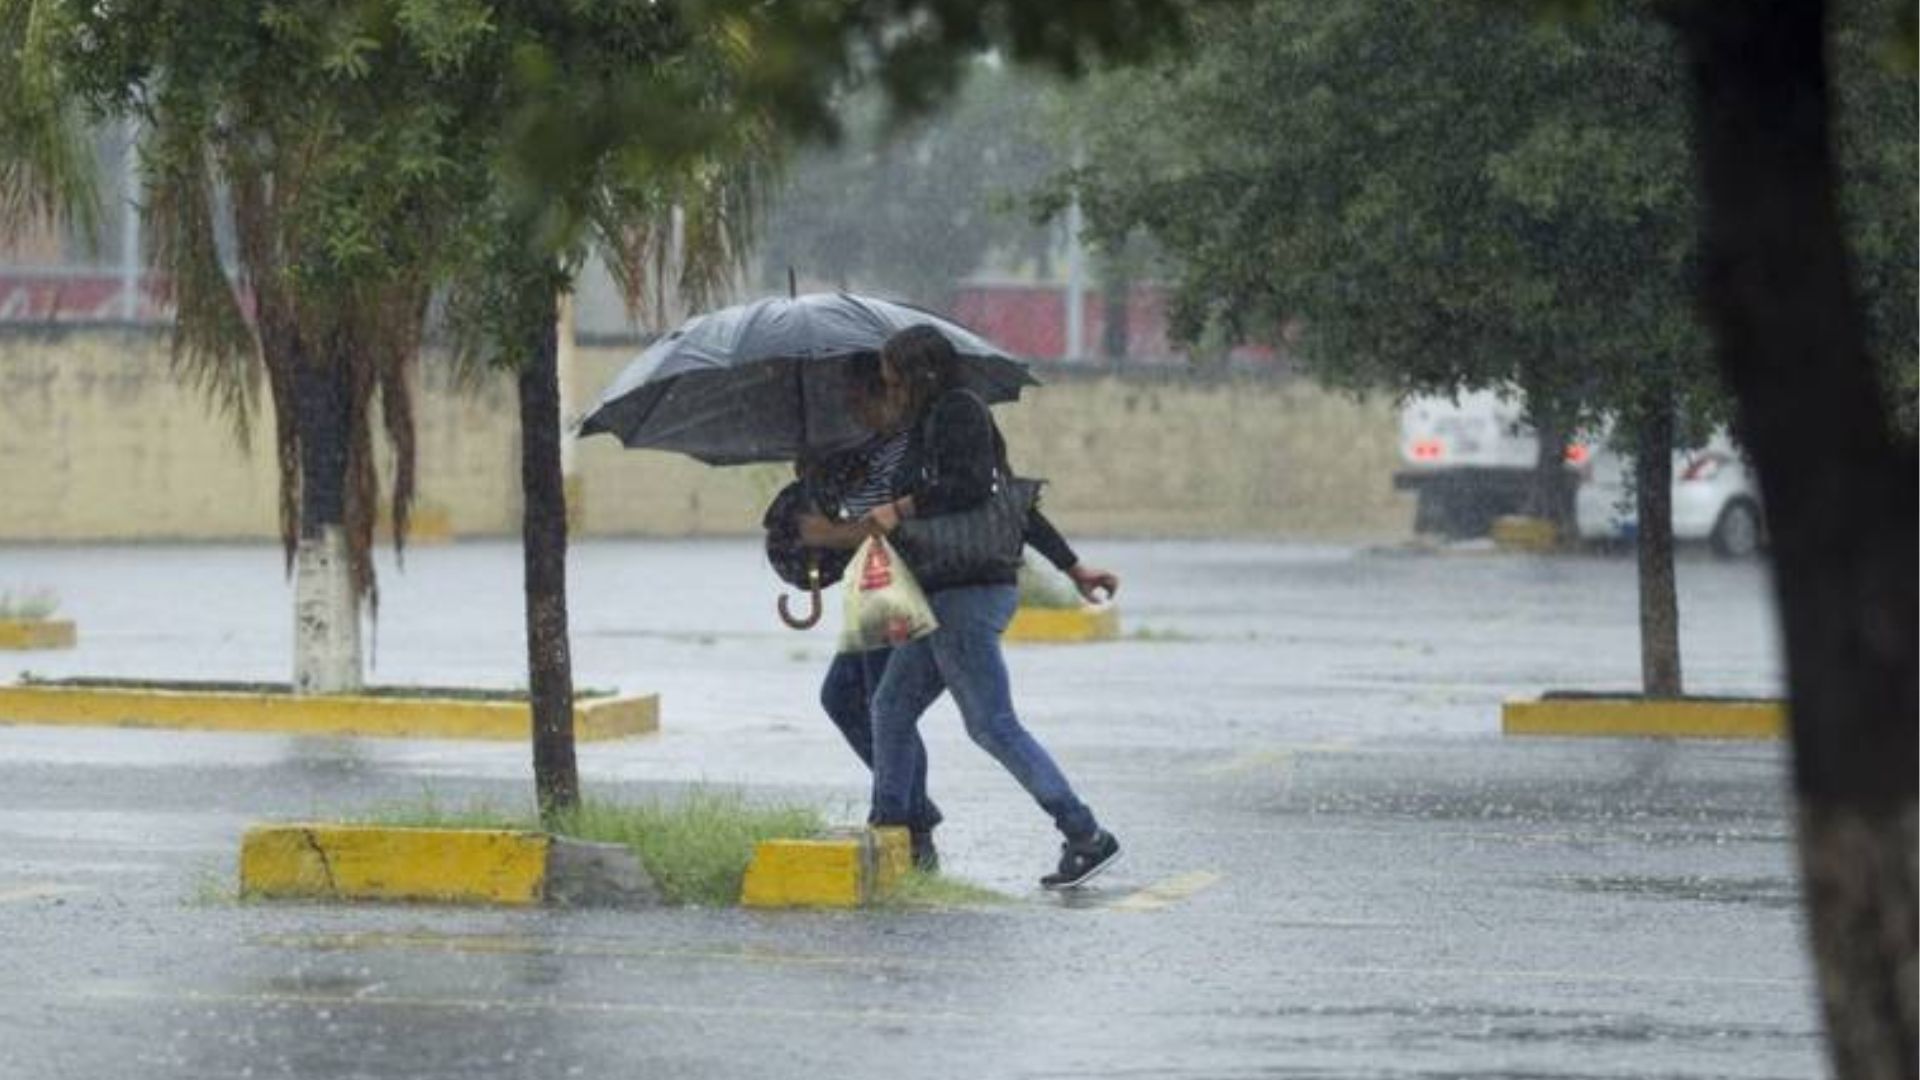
[{"left": 0, "top": 882, "right": 92, "bottom": 903}]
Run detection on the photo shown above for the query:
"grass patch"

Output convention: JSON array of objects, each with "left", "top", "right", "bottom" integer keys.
[
  {"left": 353, "top": 794, "right": 531, "bottom": 831},
  {"left": 353, "top": 790, "right": 827, "bottom": 907},
  {"left": 0, "top": 589, "right": 59, "bottom": 620},
  {"left": 1016, "top": 558, "right": 1083, "bottom": 610},
  {"left": 1128, "top": 625, "right": 1197, "bottom": 643},
  {"left": 878, "top": 870, "right": 1010, "bottom": 910},
  {"left": 549, "top": 794, "right": 825, "bottom": 906}
]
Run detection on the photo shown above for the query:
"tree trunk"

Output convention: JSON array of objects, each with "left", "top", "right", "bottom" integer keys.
[
  {"left": 1527, "top": 410, "right": 1574, "bottom": 533},
  {"left": 518, "top": 294, "right": 580, "bottom": 819},
  {"left": 1633, "top": 390, "right": 1682, "bottom": 697},
  {"left": 1100, "top": 270, "right": 1131, "bottom": 368},
  {"left": 291, "top": 353, "right": 361, "bottom": 693},
  {"left": 1666, "top": 2, "right": 1918, "bottom": 1075}
]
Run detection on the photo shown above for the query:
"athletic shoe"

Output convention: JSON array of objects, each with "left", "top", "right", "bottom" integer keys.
[
  {"left": 911, "top": 830, "right": 940, "bottom": 874},
  {"left": 1040, "top": 829, "right": 1121, "bottom": 890}
]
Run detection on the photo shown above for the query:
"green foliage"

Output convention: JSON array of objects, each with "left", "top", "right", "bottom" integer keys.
[
  {"left": 876, "top": 869, "right": 1010, "bottom": 909},
  {"left": 356, "top": 789, "right": 828, "bottom": 907},
  {"left": 1016, "top": 556, "right": 1083, "bottom": 610},
  {"left": 0, "top": 588, "right": 58, "bottom": 620},
  {"left": 1064, "top": 0, "right": 1913, "bottom": 439},
  {"left": 0, "top": 0, "right": 98, "bottom": 240},
  {"left": 549, "top": 793, "right": 825, "bottom": 907}
]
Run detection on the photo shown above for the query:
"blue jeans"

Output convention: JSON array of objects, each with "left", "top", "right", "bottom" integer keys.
[
  {"left": 870, "top": 584, "right": 1098, "bottom": 841},
  {"left": 820, "top": 647, "right": 942, "bottom": 834}
]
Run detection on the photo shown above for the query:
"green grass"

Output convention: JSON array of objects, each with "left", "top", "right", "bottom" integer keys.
[
  {"left": 1016, "top": 558, "right": 1083, "bottom": 610},
  {"left": 0, "top": 589, "right": 58, "bottom": 620},
  {"left": 1128, "top": 625, "right": 1197, "bottom": 643},
  {"left": 877, "top": 870, "right": 1010, "bottom": 910},
  {"left": 354, "top": 790, "right": 827, "bottom": 907},
  {"left": 548, "top": 794, "right": 825, "bottom": 906}
]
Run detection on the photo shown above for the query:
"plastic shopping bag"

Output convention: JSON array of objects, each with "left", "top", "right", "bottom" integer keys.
[{"left": 838, "top": 535, "right": 939, "bottom": 653}]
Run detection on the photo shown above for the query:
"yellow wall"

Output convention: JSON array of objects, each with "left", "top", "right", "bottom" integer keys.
[{"left": 0, "top": 330, "right": 1411, "bottom": 541}]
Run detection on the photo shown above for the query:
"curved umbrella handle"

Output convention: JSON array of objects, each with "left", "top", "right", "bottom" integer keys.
[{"left": 777, "top": 558, "right": 824, "bottom": 630}]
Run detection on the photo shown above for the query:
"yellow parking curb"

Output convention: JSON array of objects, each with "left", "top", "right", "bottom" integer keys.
[
  {"left": 375, "top": 502, "right": 454, "bottom": 545},
  {"left": 1503, "top": 696, "right": 1785, "bottom": 739},
  {"left": 0, "top": 619, "right": 76, "bottom": 650},
  {"left": 1004, "top": 605, "right": 1120, "bottom": 644},
  {"left": 740, "top": 827, "right": 910, "bottom": 909},
  {"left": 241, "top": 825, "right": 550, "bottom": 905},
  {"left": 0, "top": 684, "right": 658, "bottom": 741},
  {"left": 1491, "top": 515, "right": 1561, "bottom": 553}
]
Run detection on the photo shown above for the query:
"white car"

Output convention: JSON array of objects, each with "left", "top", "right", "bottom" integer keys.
[{"left": 1571, "top": 431, "right": 1766, "bottom": 557}]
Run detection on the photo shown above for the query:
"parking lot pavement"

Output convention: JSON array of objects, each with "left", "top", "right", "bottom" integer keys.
[{"left": 0, "top": 539, "right": 1812, "bottom": 1079}]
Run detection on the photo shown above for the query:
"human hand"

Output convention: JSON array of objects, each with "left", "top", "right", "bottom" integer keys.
[
  {"left": 1068, "top": 564, "right": 1119, "bottom": 603},
  {"left": 863, "top": 500, "right": 903, "bottom": 535}
]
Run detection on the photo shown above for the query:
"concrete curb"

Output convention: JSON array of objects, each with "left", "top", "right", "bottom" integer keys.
[
  {"left": 1490, "top": 515, "right": 1561, "bottom": 553},
  {"left": 0, "top": 684, "right": 658, "bottom": 741},
  {"left": 740, "top": 827, "right": 910, "bottom": 909},
  {"left": 238, "top": 824, "right": 660, "bottom": 907},
  {"left": 0, "top": 619, "right": 76, "bottom": 650},
  {"left": 1005, "top": 605, "right": 1120, "bottom": 644},
  {"left": 375, "top": 503, "right": 455, "bottom": 545},
  {"left": 1503, "top": 696, "right": 1785, "bottom": 739}
]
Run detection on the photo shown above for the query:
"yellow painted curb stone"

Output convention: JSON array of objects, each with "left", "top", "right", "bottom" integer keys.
[
  {"left": 1503, "top": 697, "right": 1785, "bottom": 739},
  {"left": 1005, "top": 605, "right": 1120, "bottom": 644},
  {"left": 0, "top": 619, "right": 76, "bottom": 650},
  {"left": 376, "top": 502, "right": 455, "bottom": 545},
  {"left": 1490, "top": 516, "right": 1560, "bottom": 553},
  {"left": 240, "top": 825, "right": 549, "bottom": 905},
  {"left": 740, "top": 827, "right": 910, "bottom": 909},
  {"left": 0, "top": 684, "right": 658, "bottom": 741}
]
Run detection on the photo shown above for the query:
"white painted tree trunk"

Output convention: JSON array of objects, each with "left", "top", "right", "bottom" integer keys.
[{"left": 293, "top": 525, "right": 362, "bottom": 693}]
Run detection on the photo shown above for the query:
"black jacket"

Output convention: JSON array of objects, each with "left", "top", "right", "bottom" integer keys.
[{"left": 899, "top": 389, "right": 1077, "bottom": 591}]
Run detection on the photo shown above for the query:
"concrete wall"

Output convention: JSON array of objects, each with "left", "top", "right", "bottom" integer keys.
[{"left": 0, "top": 329, "right": 1412, "bottom": 542}]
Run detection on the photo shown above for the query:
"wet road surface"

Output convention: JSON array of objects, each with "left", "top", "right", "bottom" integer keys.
[{"left": 0, "top": 540, "right": 1811, "bottom": 1078}]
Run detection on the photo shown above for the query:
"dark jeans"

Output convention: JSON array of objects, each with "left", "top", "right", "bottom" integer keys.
[
  {"left": 870, "top": 584, "right": 1098, "bottom": 841},
  {"left": 820, "top": 646, "right": 942, "bottom": 834}
]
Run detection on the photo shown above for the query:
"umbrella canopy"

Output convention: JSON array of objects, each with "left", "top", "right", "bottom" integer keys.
[{"left": 577, "top": 292, "right": 1038, "bottom": 465}]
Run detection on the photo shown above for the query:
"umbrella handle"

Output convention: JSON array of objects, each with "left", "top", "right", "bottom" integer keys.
[{"left": 777, "top": 559, "right": 824, "bottom": 630}]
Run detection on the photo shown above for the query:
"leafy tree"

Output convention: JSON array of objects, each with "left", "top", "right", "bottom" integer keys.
[
  {"left": 1066, "top": 0, "right": 1916, "bottom": 1065},
  {"left": 4, "top": 0, "right": 1190, "bottom": 814},
  {"left": 1063, "top": 1, "right": 1721, "bottom": 692},
  {"left": 4, "top": 0, "right": 483, "bottom": 693}
]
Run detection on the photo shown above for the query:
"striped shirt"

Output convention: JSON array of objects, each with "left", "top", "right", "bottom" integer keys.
[{"left": 837, "top": 432, "right": 912, "bottom": 519}]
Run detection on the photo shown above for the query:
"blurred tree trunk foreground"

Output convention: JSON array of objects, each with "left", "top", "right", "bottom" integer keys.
[{"left": 1664, "top": 1, "right": 1917, "bottom": 1075}]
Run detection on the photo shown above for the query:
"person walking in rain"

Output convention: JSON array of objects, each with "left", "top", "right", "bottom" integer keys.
[
  {"left": 855, "top": 324, "right": 1122, "bottom": 889},
  {"left": 792, "top": 349, "right": 1116, "bottom": 875}
]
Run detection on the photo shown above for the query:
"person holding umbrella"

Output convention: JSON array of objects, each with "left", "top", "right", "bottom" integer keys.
[
  {"left": 793, "top": 351, "right": 1117, "bottom": 874},
  {"left": 858, "top": 325, "right": 1122, "bottom": 890}
]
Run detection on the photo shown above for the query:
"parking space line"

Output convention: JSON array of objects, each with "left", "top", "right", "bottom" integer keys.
[
  {"left": 1106, "top": 870, "right": 1221, "bottom": 912},
  {"left": 0, "top": 883, "right": 91, "bottom": 903}
]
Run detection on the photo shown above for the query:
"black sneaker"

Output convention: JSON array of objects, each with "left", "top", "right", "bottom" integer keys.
[
  {"left": 1040, "top": 830, "right": 1120, "bottom": 890},
  {"left": 910, "top": 830, "right": 940, "bottom": 874}
]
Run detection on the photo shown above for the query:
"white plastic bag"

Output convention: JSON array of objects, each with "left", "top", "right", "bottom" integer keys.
[{"left": 838, "top": 535, "right": 939, "bottom": 653}]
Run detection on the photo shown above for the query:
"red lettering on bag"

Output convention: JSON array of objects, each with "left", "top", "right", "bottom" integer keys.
[{"left": 860, "top": 543, "right": 893, "bottom": 591}]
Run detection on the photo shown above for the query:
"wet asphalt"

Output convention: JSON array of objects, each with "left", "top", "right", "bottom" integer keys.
[{"left": 0, "top": 539, "right": 1814, "bottom": 1079}]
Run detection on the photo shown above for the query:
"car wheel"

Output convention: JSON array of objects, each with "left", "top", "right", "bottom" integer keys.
[{"left": 1711, "top": 499, "right": 1764, "bottom": 558}]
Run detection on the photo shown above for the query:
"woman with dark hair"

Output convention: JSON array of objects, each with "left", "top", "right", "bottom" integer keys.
[
  {"left": 856, "top": 324, "right": 1123, "bottom": 889},
  {"left": 793, "top": 344, "right": 1116, "bottom": 876}
]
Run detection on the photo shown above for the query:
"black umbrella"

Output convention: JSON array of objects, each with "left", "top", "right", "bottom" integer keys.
[{"left": 576, "top": 292, "right": 1037, "bottom": 465}]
